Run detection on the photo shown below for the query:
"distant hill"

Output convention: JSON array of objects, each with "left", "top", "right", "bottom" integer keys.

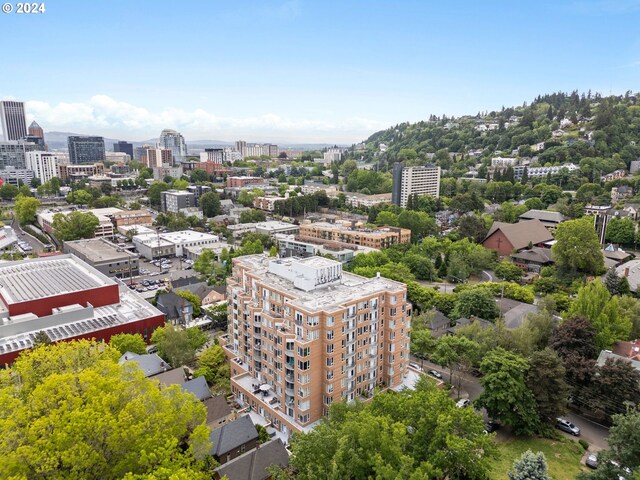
[{"left": 353, "top": 90, "right": 640, "bottom": 183}]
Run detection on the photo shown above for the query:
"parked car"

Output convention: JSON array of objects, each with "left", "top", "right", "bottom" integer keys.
[
  {"left": 408, "top": 362, "right": 421, "bottom": 371},
  {"left": 555, "top": 418, "right": 580, "bottom": 436},
  {"left": 456, "top": 398, "right": 471, "bottom": 408},
  {"left": 428, "top": 369, "right": 443, "bottom": 379},
  {"left": 485, "top": 419, "right": 500, "bottom": 433},
  {"left": 586, "top": 454, "right": 598, "bottom": 469}
]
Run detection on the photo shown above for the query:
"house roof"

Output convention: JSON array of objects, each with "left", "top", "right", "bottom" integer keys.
[
  {"left": 213, "top": 438, "right": 289, "bottom": 480},
  {"left": 613, "top": 339, "right": 640, "bottom": 361},
  {"left": 119, "top": 352, "right": 170, "bottom": 377},
  {"left": 170, "top": 276, "right": 204, "bottom": 289},
  {"left": 210, "top": 415, "right": 259, "bottom": 457},
  {"left": 157, "top": 292, "right": 192, "bottom": 319},
  {"left": 496, "top": 298, "right": 539, "bottom": 329},
  {"left": 177, "top": 281, "right": 216, "bottom": 301},
  {"left": 427, "top": 310, "right": 451, "bottom": 332},
  {"left": 510, "top": 247, "right": 554, "bottom": 264},
  {"left": 596, "top": 350, "right": 640, "bottom": 372},
  {"left": 204, "top": 395, "right": 233, "bottom": 425},
  {"left": 519, "top": 209, "right": 566, "bottom": 224},
  {"left": 151, "top": 367, "right": 187, "bottom": 386},
  {"left": 484, "top": 219, "right": 553, "bottom": 251},
  {"left": 615, "top": 259, "right": 640, "bottom": 292},
  {"left": 181, "top": 375, "right": 212, "bottom": 401},
  {"left": 447, "top": 317, "right": 494, "bottom": 334}
]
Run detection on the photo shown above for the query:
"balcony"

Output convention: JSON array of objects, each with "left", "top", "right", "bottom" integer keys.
[
  {"left": 253, "top": 343, "right": 261, "bottom": 352},
  {"left": 253, "top": 332, "right": 261, "bottom": 339},
  {"left": 285, "top": 361, "right": 294, "bottom": 371},
  {"left": 285, "top": 373, "right": 294, "bottom": 382},
  {"left": 285, "top": 387, "right": 295, "bottom": 397}
]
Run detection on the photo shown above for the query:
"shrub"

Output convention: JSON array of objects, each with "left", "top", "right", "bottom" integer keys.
[{"left": 578, "top": 439, "right": 589, "bottom": 450}]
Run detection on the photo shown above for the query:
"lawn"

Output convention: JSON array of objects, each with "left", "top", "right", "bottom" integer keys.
[{"left": 489, "top": 436, "right": 590, "bottom": 480}]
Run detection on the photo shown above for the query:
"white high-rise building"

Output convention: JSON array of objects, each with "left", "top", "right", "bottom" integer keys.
[
  {"left": 158, "top": 129, "right": 187, "bottom": 164},
  {"left": 391, "top": 164, "right": 441, "bottom": 207},
  {"left": 25, "top": 151, "right": 61, "bottom": 183}
]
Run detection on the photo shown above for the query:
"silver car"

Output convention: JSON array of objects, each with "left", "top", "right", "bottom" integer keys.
[{"left": 555, "top": 418, "right": 580, "bottom": 436}]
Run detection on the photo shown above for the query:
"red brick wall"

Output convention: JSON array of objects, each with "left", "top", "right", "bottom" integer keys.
[
  {"left": 6, "top": 285, "right": 120, "bottom": 317},
  {"left": 482, "top": 230, "right": 514, "bottom": 256}
]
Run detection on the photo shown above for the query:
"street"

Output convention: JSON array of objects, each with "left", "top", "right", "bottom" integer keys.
[
  {"left": 410, "top": 355, "right": 609, "bottom": 450},
  {"left": 10, "top": 217, "right": 45, "bottom": 254}
]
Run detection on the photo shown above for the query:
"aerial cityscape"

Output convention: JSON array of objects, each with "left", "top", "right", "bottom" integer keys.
[{"left": 1, "top": 1, "right": 640, "bottom": 479}]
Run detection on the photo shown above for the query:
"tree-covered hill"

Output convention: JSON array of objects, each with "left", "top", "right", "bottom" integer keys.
[{"left": 352, "top": 90, "right": 640, "bottom": 179}]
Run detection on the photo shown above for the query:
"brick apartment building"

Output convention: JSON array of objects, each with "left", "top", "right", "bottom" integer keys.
[
  {"left": 225, "top": 176, "right": 267, "bottom": 188},
  {"left": 298, "top": 221, "right": 411, "bottom": 249},
  {"left": 219, "top": 255, "right": 411, "bottom": 439}
]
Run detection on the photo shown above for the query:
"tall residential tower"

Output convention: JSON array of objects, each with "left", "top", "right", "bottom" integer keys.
[
  {"left": 0, "top": 101, "right": 27, "bottom": 141},
  {"left": 391, "top": 163, "right": 441, "bottom": 207}
]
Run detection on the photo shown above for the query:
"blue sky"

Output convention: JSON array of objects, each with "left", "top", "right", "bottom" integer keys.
[{"left": 2, "top": 0, "right": 640, "bottom": 143}]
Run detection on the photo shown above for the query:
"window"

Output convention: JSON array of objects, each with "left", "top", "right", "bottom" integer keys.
[
  {"left": 326, "top": 357, "right": 334, "bottom": 367},
  {"left": 298, "top": 360, "right": 310, "bottom": 370},
  {"left": 326, "top": 330, "right": 334, "bottom": 340},
  {"left": 306, "top": 315, "right": 319, "bottom": 327},
  {"left": 326, "top": 344, "right": 334, "bottom": 354},
  {"left": 326, "top": 316, "right": 334, "bottom": 327},
  {"left": 298, "top": 346, "right": 310, "bottom": 357}
]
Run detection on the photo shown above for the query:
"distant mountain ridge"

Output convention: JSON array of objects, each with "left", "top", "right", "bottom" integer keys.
[{"left": 0, "top": 131, "right": 340, "bottom": 152}]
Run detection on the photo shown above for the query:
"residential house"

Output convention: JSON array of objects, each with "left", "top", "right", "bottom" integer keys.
[
  {"left": 205, "top": 395, "right": 234, "bottom": 428},
  {"left": 552, "top": 129, "right": 566, "bottom": 139},
  {"left": 156, "top": 292, "right": 194, "bottom": 325},
  {"left": 447, "top": 317, "right": 494, "bottom": 335},
  {"left": 518, "top": 210, "right": 566, "bottom": 232},
  {"left": 602, "top": 245, "right": 634, "bottom": 269},
  {"left": 181, "top": 375, "right": 212, "bottom": 401},
  {"left": 596, "top": 350, "right": 640, "bottom": 374},
  {"left": 601, "top": 170, "right": 626, "bottom": 183},
  {"left": 119, "top": 352, "right": 171, "bottom": 377},
  {"left": 426, "top": 310, "right": 452, "bottom": 338},
  {"left": 152, "top": 367, "right": 189, "bottom": 386},
  {"left": 615, "top": 259, "right": 640, "bottom": 292},
  {"left": 611, "top": 186, "right": 634, "bottom": 203},
  {"left": 482, "top": 219, "right": 553, "bottom": 256},
  {"left": 496, "top": 298, "right": 540, "bottom": 330},
  {"left": 213, "top": 438, "right": 289, "bottom": 480},
  {"left": 510, "top": 247, "right": 554, "bottom": 272},
  {"left": 209, "top": 415, "right": 260, "bottom": 465}
]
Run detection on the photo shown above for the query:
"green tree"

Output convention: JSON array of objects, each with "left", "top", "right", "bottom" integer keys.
[
  {"left": 457, "top": 214, "right": 488, "bottom": 243},
  {"left": 585, "top": 358, "right": 640, "bottom": 418},
  {"left": 13, "top": 194, "right": 40, "bottom": 224},
  {"left": 451, "top": 287, "right": 499, "bottom": 320},
  {"left": 52, "top": 211, "right": 100, "bottom": 242},
  {"left": 172, "top": 179, "right": 189, "bottom": 190},
  {"left": 199, "top": 191, "right": 222, "bottom": 217},
  {"left": 190, "top": 169, "right": 209, "bottom": 183},
  {"left": 175, "top": 290, "right": 202, "bottom": 317},
  {"left": 567, "top": 280, "right": 632, "bottom": 350},
  {"left": 605, "top": 216, "right": 635, "bottom": 245},
  {"left": 239, "top": 208, "right": 266, "bottom": 223},
  {"left": 0, "top": 183, "right": 19, "bottom": 200},
  {"left": 193, "top": 248, "right": 215, "bottom": 276},
  {"left": 508, "top": 450, "right": 551, "bottom": 480},
  {"left": 494, "top": 260, "right": 523, "bottom": 282},
  {"left": 526, "top": 348, "right": 568, "bottom": 424},
  {"left": 410, "top": 329, "right": 436, "bottom": 368},
  {"left": 150, "top": 325, "right": 198, "bottom": 367},
  {"left": 193, "top": 344, "right": 229, "bottom": 392},
  {"left": 432, "top": 335, "right": 481, "bottom": 391},
  {"left": 374, "top": 210, "right": 399, "bottom": 227},
  {"left": 66, "top": 189, "right": 93, "bottom": 206},
  {"left": 604, "top": 267, "right": 625, "bottom": 296},
  {"left": 397, "top": 210, "right": 436, "bottom": 243},
  {"left": 0, "top": 340, "right": 210, "bottom": 480},
  {"left": 147, "top": 182, "right": 170, "bottom": 206},
  {"left": 552, "top": 217, "right": 605, "bottom": 276},
  {"left": 109, "top": 333, "right": 148, "bottom": 355},
  {"left": 476, "top": 347, "right": 540, "bottom": 435}
]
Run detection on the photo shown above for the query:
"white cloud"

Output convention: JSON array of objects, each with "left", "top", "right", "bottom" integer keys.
[{"left": 16, "top": 95, "right": 385, "bottom": 143}]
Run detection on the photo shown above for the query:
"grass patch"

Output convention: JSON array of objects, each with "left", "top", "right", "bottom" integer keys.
[{"left": 490, "top": 436, "right": 589, "bottom": 480}]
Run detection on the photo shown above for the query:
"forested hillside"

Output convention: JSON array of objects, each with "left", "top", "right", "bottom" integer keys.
[{"left": 351, "top": 91, "right": 640, "bottom": 181}]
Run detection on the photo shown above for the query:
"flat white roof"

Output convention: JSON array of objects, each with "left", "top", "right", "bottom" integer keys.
[
  {"left": 38, "top": 207, "right": 124, "bottom": 224},
  {"left": 0, "top": 255, "right": 115, "bottom": 304},
  {"left": 255, "top": 221, "right": 299, "bottom": 231},
  {"left": 160, "top": 230, "right": 219, "bottom": 243}
]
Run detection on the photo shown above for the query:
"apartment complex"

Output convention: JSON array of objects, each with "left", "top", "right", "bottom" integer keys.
[
  {"left": 57, "top": 162, "right": 105, "bottom": 182},
  {"left": 226, "top": 176, "right": 267, "bottom": 188},
  {"left": 391, "top": 163, "right": 441, "bottom": 207},
  {"left": 25, "top": 151, "right": 60, "bottom": 183},
  {"left": 299, "top": 221, "right": 411, "bottom": 249},
  {"left": 160, "top": 189, "right": 196, "bottom": 213},
  {"left": 220, "top": 255, "right": 411, "bottom": 438}
]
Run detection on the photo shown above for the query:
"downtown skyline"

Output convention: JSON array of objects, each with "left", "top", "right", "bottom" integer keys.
[{"left": 2, "top": 0, "right": 640, "bottom": 143}]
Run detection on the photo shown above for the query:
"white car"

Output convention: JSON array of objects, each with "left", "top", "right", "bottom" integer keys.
[{"left": 456, "top": 398, "right": 471, "bottom": 408}]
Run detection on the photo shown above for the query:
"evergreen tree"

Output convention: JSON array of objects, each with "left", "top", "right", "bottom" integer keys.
[
  {"left": 604, "top": 268, "right": 622, "bottom": 296},
  {"left": 520, "top": 167, "right": 529, "bottom": 185},
  {"left": 508, "top": 450, "right": 551, "bottom": 480}
]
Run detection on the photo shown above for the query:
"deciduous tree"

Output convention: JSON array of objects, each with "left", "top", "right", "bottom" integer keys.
[
  {"left": 52, "top": 211, "right": 100, "bottom": 241},
  {"left": 13, "top": 194, "right": 40, "bottom": 224},
  {"left": 109, "top": 333, "right": 147, "bottom": 355},
  {"left": 551, "top": 217, "right": 605, "bottom": 276}
]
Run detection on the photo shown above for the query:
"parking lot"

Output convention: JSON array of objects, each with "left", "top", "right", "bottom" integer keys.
[{"left": 127, "top": 256, "right": 199, "bottom": 298}]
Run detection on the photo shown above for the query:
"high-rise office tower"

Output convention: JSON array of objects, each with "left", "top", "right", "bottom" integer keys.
[
  {"left": 26, "top": 121, "right": 46, "bottom": 150},
  {"left": 158, "top": 129, "right": 187, "bottom": 164},
  {"left": 113, "top": 141, "right": 134, "bottom": 159},
  {"left": 391, "top": 163, "right": 441, "bottom": 207},
  {"left": 220, "top": 255, "right": 411, "bottom": 437},
  {"left": 0, "top": 101, "right": 27, "bottom": 141},
  {"left": 68, "top": 136, "right": 106, "bottom": 164}
]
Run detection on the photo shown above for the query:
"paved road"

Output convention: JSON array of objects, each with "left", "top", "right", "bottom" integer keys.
[
  {"left": 11, "top": 217, "right": 45, "bottom": 253},
  {"left": 410, "top": 355, "right": 483, "bottom": 400}
]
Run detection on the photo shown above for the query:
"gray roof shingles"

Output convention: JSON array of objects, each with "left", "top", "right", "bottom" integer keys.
[{"left": 210, "top": 415, "right": 259, "bottom": 457}]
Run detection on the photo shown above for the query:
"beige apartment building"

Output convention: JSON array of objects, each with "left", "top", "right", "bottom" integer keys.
[
  {"left": 298, "top": 221, "right": 411, "bottom": 249},
  {"left": 219, "top": 255, "right": 411, "bottom": 439}
]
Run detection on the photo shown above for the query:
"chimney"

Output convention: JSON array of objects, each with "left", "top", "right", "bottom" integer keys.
[{"left": 625, "top": 267, "right": 630, "bottom": 277}]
